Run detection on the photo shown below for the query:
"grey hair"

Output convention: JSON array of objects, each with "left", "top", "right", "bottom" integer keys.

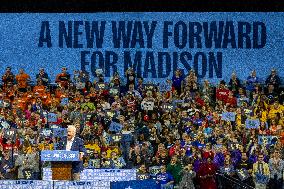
[{"left": 67, "top": 125, "right": 77, "bottom": 134}]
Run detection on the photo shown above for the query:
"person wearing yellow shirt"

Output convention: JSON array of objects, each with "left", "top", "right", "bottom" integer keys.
[
  {"left": 268, "top": 101, "right": 284, "bottom": 120},
  {"left": 106, "top": 146, "right": 120, "bottom": 159},
  {"left": 235, "top": 108, "right": 242, "bottom": 129},
  {"left": 84, "top": 140, "right": 101, "bottom": 154},
  {"left": 38, "top": 140, "right": 54, "bottom": 151}
]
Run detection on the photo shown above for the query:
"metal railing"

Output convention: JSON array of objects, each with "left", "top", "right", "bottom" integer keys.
[{"left": 216, "top": 172, "right": 254, "bottom": 189}]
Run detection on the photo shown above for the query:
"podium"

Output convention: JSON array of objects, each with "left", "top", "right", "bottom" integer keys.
[{"left": 41, "top": 150, "right": 80, "bottom": 180}]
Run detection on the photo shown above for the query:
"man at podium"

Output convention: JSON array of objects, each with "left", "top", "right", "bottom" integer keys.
[{"left": 63, "top": 125, "right": 86, "bottom": 180}]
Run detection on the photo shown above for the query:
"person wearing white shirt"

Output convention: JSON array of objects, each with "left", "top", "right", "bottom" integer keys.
[{"left": 65, "top": 125, "right": 86, "bottom": 180}]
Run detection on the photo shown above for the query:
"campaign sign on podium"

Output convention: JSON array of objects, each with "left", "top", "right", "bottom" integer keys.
[
  {"left": 41, "top": 150, "right": 80, "bottom": 180},
  {"left": 41, "top": 150, "right": 79, "bottom": 161}
]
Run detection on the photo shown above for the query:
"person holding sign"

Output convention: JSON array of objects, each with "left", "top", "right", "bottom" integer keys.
[
  {"left": 61, "top": 125, "right": 86, "bottom": 180},
  {"left": 236, "top": 152, "right": 254, "bottom": 187},
  {"left": 252, "top": 154, "right": 270, "bottom": 189},
  {"left": 156, "top": 165, "right": 174, "bottom": 189}
]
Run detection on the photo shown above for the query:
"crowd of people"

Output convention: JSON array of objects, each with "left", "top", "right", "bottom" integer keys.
[{"left": 0, "top": 65, "right": 283, "bottom": 189}]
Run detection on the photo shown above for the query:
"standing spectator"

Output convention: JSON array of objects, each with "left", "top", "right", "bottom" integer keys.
[
  {"left": 156, "top": 165, "right": 174, "bottom": 189},
  {"left": 166, "top": 156, "right": 182, "bottom": 185},
  {"left": 36, "top": 68, "right": 49, "bottom": 86},
  {"left": 246, "top": 70, "right": 260, "bottom": 98},
  {"left": 197, "top": 157, "right": 217, "bottom": 189},
  {"left": 14, "top": 146, "right": 38, "bottom": 180},
  {"left": 73, "top": 70, "right": 87, "bottom": 91},
  {"left": 172, "top": 70, "right": 184, "bottom": 95},
  {"left": 229, "top": 72, "right": 242, "bottom": 96},
  {"left": 219, "top": 155, "right": 235, "bottom": 188},
  {"left": 201, "top": 80, "right": 214, "bottom": 105},
  {"left": 268, "top": 150, "right": 284, "bottom": 189},
  {"left": 225, "top": 91, "right": 237, "bottom": 107},
  {"left": 216, "top": 80, "right": 230, "bottom": 103},
  {"left": 0, "top": 150, "right": 15, "bottom": 179},
  {"left": 266, "top": 69, "right": 281, "bottom": 92},
  {"left": 15, "top": 68, "right": 31, "bottom": 93},
  {"left": 2, "top": 67, "right": 15, "bottom": 90},
  {"left": 179, "top": 163, "right": 196, "bottom": 189},
  {"left": 137, "top": 164, "right": 150, "bottom": 180},
  {"left": 125, "top": 67, "right": 136, "bottom": 90},
  {"left": 55, "top": 67, "right": 71, "bottom": 89},
  {"left": 110, "top": 151, "right": 126, "bottom": 169},
  {"left": 236, "top": 152, "right": 254, "bottom": 188},
  {"left": 252, "top": 154, "right": 270, "bottom": 189}
]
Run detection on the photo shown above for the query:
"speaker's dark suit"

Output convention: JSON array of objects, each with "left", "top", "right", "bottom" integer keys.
[{"left": 59, "top": 136, "right": 86, "bottom": 173}]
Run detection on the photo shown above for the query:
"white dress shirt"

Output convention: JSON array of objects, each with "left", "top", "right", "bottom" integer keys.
[{"left": 66, "top": 137, "right": 75, "bottom": 151}]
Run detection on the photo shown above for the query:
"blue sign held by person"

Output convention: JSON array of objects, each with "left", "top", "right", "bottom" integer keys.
[
  {"left": 258, "top": 135, "right": 278, "bottom": 145},
  {"left": 47, "top": 113, "right": 57, "bottom": 123},
  {"left": 41, "top": 128, "right": 53, "bottom": 137},
  {"left": 237, "top": 98, "right": 249, "bottom": 106},
  {"left": 221, "top": 112, "right": 236, "bottom": 121},
  {"left": 60, "top": 98, "right": 69, "bottom": 105},
  {"left": 53, "top": 128, "right": 67, "bottom": 137},
  {"left": 122, "top": 133, "right": 133, "bottom": 142},
  {"left": 109, "top": 121, "right": 123, "bottom": 132},
  {"left": 255, "top": 173, "right": 269, "bottom": 184},
  {"left": 246, "top": 119, "right": 260, "bottom": 129}
]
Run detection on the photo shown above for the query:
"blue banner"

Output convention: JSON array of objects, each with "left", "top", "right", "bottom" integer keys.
[
  {"left": 0, "top": 180, "right": 52, "bottom": 189},
  {"left": 41, "top": 150, "right": 79, "bottom": 161},
  {"left": 43, "top": 168, "right": 137, "bottom": 181},
  {"left": 122, "top": 133, "right": 133, "bottom": 142},
  {"left": 0, "top": 13, "right": 283, "bottom": 85},
  {"left": 110, "top": 179, "right": 156, "bottom": 189},
  {"left": 54, "top": 181, "right": 94, "bottom": 189}
]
